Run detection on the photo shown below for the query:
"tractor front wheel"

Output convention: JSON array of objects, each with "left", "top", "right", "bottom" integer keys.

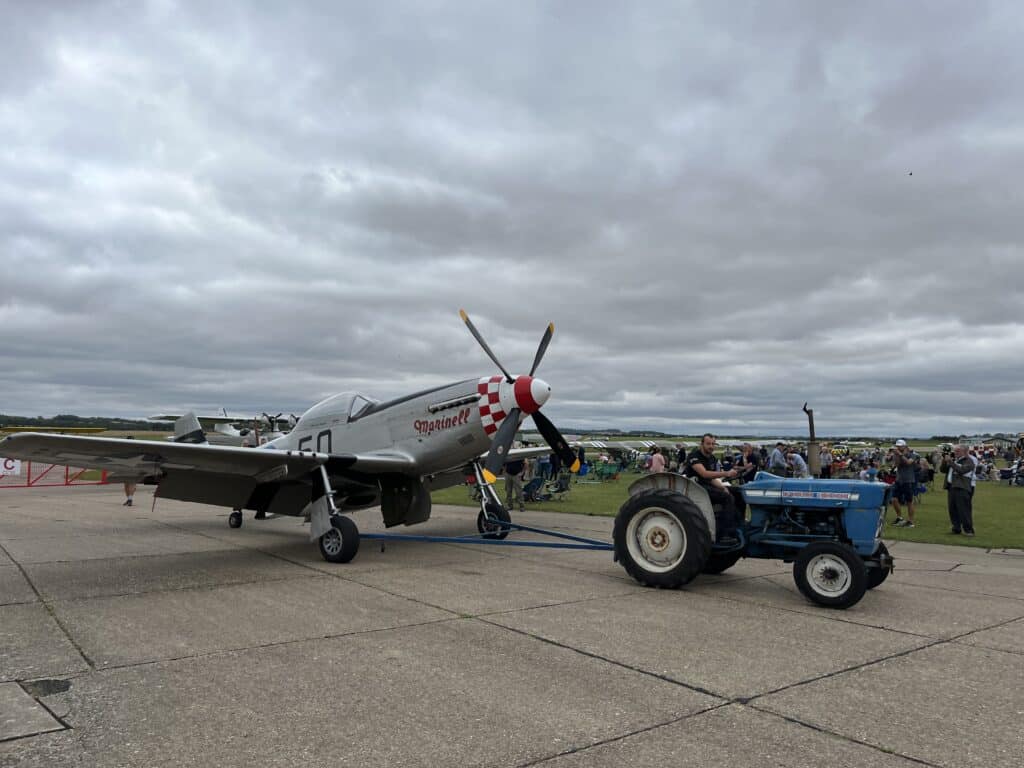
[{"left": 793, "top": 542, "right": 868, "bottom": 609}]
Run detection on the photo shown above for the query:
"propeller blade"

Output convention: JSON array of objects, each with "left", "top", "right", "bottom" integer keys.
[
  {"left": 528, "top": 323, "right": 555, "bottom": 377},
  {"left": 460, "top": 309, "right": 514, "bottom": 382},
  {"left": 481, "top": 407, "right": 521, "bottom": 484},
  {"left": 532, "top": 411, "right": 581, "bottom": 473}
]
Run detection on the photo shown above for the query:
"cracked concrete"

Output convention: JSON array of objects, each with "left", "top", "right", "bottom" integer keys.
[{"left": 1, "top": 484, "right": 1022, "bottom": 767}]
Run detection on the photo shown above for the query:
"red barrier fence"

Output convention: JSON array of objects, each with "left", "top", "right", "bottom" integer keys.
[{"left": 0, "top": 458, "right": 108, "bottom": 488}]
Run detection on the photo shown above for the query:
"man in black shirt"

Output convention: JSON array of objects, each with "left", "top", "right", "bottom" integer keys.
[{"left": 683, "top": 433, "right": 742, "bottom": 544}]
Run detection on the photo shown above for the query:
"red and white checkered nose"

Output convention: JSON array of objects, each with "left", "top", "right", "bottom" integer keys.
[{"left": 513, "top": 376, "right": 550, "bottom": 415}]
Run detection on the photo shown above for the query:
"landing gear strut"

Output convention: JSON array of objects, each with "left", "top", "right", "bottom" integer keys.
[
  {"left": 472, "top": 461, "right": 511, "bottom": 540},
  {"left": 311, "top": 465, "right": 361, "bottom": 563}
]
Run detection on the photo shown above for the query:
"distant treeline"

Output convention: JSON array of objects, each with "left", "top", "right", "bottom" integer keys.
[{"left": 0, "top": 414, "right": 170, "bottom": 430}]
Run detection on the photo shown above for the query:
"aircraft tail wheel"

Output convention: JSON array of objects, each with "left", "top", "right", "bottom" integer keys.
[
  {"left": 228, "top": 511, "right": 243, "bottom": 529},
  {"left": 319, "top": 515, "right": 360, "bottom": 563},
  {"left": 477, "top": 502, "right": 511, "bottom": 540}
]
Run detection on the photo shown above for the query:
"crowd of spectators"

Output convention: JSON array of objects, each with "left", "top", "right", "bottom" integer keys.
[{"left": 504, "top": 434, "right": 1022, "bottom": 536}]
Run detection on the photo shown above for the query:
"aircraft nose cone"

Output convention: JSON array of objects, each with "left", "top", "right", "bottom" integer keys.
[{"left": 514, "top": 375, "right": 550, "bottom": 415}]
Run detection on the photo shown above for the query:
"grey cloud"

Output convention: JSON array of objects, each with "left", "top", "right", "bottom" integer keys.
[{"left": 1, "top": 0, "right": 1021, "bottom": 437}]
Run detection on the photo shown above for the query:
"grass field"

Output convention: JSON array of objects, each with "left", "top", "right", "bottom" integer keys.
[{"left": 431, "top": 471, "right": 1024, "bottom": 549}]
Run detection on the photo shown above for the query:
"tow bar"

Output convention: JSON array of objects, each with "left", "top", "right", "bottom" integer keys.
[{"left": 360, "top": 520, "right": 614, "bottom": 552}]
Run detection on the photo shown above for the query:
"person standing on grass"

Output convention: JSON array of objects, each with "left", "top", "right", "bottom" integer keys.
[
  {"left": 941, "top": 444, "right": 976, "bottom": 536},
  {"left": 504, "top": 458, "right": 526, "bottom": 513},
  {"left": 769, "top": 442, "right": 788, "bottom": 476},
  {"left": 648, "top": 446, "right": 666, "bottom": 474},
  {"left": 787, "top": 449, "right": 811, "bottom": 478},
  {"left": 819, "top": 444, "right": 834, "bottom": 479},
  {"left": 736, "top": 442, "right": 761, "bottom": 484},
  {"left": 890, "top": 440, "right": 919, "bottom": 528}
]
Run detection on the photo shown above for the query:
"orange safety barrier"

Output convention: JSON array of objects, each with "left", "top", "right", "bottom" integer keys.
[{"left": 0, "top": 458, "right": 108, "bottom": 488}]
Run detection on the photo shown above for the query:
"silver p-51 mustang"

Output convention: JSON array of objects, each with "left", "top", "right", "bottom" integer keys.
[{"left": 0, "top": 311, "right": 580, "bottom": 563}]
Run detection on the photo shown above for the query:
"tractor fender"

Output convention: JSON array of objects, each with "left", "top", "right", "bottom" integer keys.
[{"left": 627, "top": 472, "right": 716, "bottom": 541}]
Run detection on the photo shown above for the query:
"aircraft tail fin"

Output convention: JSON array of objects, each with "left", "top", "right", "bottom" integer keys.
[{"left": 173, "top": 412, "right": 207, "bottom": 444}]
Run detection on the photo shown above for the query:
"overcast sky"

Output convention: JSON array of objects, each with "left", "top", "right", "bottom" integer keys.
[{"left": 1, "top": 1, "right": 1022, "bottom": 438}]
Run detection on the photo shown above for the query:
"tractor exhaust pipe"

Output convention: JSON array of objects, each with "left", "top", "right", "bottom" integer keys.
[{"left": 803, "top": 402, "right": 821, "bottom": 478}]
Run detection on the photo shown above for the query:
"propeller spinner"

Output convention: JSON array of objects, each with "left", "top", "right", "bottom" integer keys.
[{"left": 460, "top": 309, "right": 580, "bottom": 484}]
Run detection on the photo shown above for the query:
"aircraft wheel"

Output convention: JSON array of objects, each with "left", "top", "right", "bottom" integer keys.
[
  {"left": 228, "top": 511, "right": 243, "bottom": 529},
  {"left": 793, "top": 542, "right": 867, "bottom": 609},
  {"left": 614, "top": 489, "right": 711, "bottom": 588},
  {"left": 319, "top": 515, "right": 360, "bottom": 563},
  {"left": 477, "top": 502, "right": 511, "bottom": 540}
]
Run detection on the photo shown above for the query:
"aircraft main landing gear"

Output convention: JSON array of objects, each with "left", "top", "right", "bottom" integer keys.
[
  {"left": 310, "top": 465, "right": 362, "bottom": 563},
  {"left": 319, "top": 514, "right": 360, "bottom": 563},
  {"left": 228, "top": 510, "right": 243, "bottom": 528}
]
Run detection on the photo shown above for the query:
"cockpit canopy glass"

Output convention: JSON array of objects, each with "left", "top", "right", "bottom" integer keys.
[{"left": 299, "top": 392, "right": 379, "bottom": 423}]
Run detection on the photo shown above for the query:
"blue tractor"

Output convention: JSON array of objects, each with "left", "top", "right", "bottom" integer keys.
[{"left": 613, "top": 471, "right": 894, "bottom": 609}]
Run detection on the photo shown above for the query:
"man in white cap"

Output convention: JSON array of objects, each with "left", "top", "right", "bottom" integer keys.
[{"left": 890, "top": 439, "right": 919, "bottom": 527}]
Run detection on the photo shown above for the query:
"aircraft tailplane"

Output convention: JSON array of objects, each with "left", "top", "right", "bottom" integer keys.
[{"left": 173, "top": 413, "right": 207, "bottom": 444}]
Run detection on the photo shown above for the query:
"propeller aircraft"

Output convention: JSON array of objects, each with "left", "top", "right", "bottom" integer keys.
[
  {"left": 0, "top": 311, "right": 580, "bottom": 563},
  {"left": 148, "top": 410, "right": 297, "bottom": 445}
]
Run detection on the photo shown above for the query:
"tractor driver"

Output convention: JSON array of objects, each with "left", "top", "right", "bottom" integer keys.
[{"left": 683, "top": 433, "right": 743, "bottom": 545}]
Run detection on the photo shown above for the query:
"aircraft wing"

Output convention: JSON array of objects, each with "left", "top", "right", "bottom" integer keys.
[
  {"left": 0, "top": 432, "right": 328, "bottom": 481},
  {"left": 0, "top": 433, "right": 420, "bottom": 510},
  {"left": 502, "top": 445, "right": 559, "bottom": 461},
  {"left": 150, "top": 414, "right": 248, "bottom": 426}
]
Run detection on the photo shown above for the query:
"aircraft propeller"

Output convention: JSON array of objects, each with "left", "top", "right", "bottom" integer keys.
[
  {"left": 262, "top": 412, "right": 284, "bottom": 432},
  {"left": 460, "top": 309, "right": 580, "bottom": 484}
]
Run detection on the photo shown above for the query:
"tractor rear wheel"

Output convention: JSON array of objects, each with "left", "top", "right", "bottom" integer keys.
[
  {"left": 793, "top": 542, "right": 867, "bottom": 609},
  {"left": 614, "top": 489, "right": 711, "bottom": 588}
]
